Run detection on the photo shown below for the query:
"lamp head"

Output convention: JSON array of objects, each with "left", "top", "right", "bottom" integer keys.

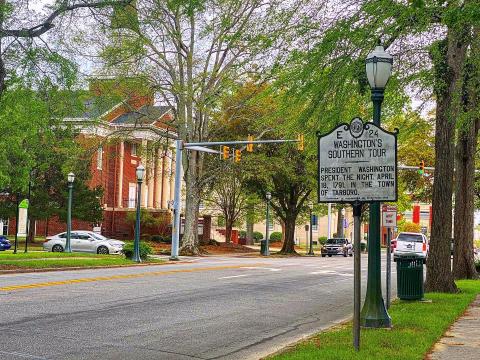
[
  {"left": 67, "top": 172, "right": 75, "bottom": 183},
  {"left": 266, "top": 192, "right": 272, "bottom": 201},
  {"left": 136, "top": 164, "right": 145, "bottom": 182},
  {"left": 365, "top": 45, "right": 393, "bottom": 90}
]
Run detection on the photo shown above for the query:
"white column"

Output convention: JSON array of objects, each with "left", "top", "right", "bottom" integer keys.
[
  {"left": 141, "top": 139, "right": 148, "bottom": 207},
  {"left": 154, "top": 147, "right": 163, "bottom": 209},
  {"left": 161, "top": 150, "right": 171, "bottom": 209},
  {"left": 117, "top": 141, "right": 124, "bottom": 208},
  {"left": 169, "top": 148, "right": 175, "bottom": 203},
  {"left": 147, "top": 148, "right": 154, "bottom": 208}
]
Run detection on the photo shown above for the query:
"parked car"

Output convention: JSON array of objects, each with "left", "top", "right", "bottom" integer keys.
[
  {"left": 43, "top": 231, "right": 125, "bottom": 254},
  {"left": 321, "top": 238, "right": 353, "bottom": 257},
  {"left": 0, "top": 235, "right": 11, "bottom": 251},
  {"left": 393, "top": 232, "right": 428, "bottom": 263}
]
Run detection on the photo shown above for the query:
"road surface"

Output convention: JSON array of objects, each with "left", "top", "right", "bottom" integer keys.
[{"left": 0, "top": 254, "right": 396, "bottom": 360}]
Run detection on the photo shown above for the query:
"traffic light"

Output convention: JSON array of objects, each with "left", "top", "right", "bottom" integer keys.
[
  {"left": 247, "top": 135, "right": 254, "bottom": 152},
  {"left": 222, "top": 146, "right": 230, "bottom": 160},
  {"left": 297, "top": 134, "right": 304, "bottom": 151},
  {"left": 235, "top": 149, "right": 242, "bottom": 163},
  {"left": 418, "top": 160, "right": 425, "bottom": 175}
]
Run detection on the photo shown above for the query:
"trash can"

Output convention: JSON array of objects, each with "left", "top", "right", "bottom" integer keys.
[
  {"left": 396, "top": 254, "right": 424, "bottom": 300},
  {"left": 260, "top": 240, "right": 267, "bottom": 255}
]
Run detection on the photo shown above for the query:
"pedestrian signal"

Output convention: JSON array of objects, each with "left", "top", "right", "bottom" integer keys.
[{"left": 418, "top": 160, "right": 425, "bottom": 175}]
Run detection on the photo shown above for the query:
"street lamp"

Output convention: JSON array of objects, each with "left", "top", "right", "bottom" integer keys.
[
  {"left": 308, "top": 201, "right": 314, "bottom": 256},
  {"left": 66, "top": 172, "right": 75, "bottom": 253},
  {"left": 133, "top": 164, "right": 145, "bottom": 263},
  {"left": 264, "top": 192, "right": 272, "bottom": 256},
  {"left": 361, "top": 44, "right": 393, "bottom": 329}
]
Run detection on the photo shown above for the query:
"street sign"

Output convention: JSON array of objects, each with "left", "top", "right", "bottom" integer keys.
[
  {"left": 317, "top": 117, "right": 398, "bottom": 203},
  {"left": 19, "top": 199, "right": 29, "bottom": 209},
  {"left": 382, "top": 205, "right": 397, "bottom": 228}
]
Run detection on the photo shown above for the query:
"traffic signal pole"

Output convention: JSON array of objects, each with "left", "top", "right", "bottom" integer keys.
[{"left": 169, "top": 138, "right": 301, "bottom": 260}]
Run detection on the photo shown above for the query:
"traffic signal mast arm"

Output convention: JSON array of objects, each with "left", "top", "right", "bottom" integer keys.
[{"left": 183, "top": 139, "right": 299, "bottom": 148}]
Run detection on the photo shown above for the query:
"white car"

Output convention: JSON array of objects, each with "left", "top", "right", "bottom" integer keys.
[
  {"left": 43, "top": 231, "right": 125, "bottom": 255},
  {"left": 393, "top": 232, "right": 428, "bottom": 263}
]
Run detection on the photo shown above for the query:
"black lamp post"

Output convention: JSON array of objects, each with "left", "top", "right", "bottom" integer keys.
[
  {"left": 360, "top": 44, "right": 393, "bottom": 328},
  {"left": 308, "top": 201, "right": 314, "bottom": 256},
  {"left": 66, "top": 172, "right": 75, "bottom": 253},
  {"left": 133, "top": 164, "right": 145, "bottom": 263},
  {"left": 264, "top": 192, "right": 271, "bottom": 256}
]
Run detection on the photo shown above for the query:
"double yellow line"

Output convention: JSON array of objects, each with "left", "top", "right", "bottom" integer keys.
[{"left": 0, "top": 263, "right": 265, "bottom": 292}]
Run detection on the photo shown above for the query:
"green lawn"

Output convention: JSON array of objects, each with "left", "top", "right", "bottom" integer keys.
[
  {"left": 0, "top": 251, "right": 165, "bottom": 269},
  {"left": 269, "top": 280, "right": 480, "bottom": 360}
]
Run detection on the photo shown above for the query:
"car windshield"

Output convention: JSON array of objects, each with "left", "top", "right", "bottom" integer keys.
[
  {"left": 91, "top": 233, "right": 107, "bottom": 241},
  {"left": 397, "top": 233, "right": 423, "bottom": 243},
  {"left": 326, "top": 239, "right": 346, "bottom": 245}
]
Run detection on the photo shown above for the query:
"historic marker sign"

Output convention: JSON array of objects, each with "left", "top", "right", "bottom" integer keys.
[{"left": 318, "top": 117, "right": 398, "bottom": 203}]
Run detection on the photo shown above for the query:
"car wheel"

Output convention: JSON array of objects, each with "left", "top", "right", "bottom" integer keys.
[
  {"left": 328, "top": 254, "right": 332, "bottom": 257},
  {"left": 52, "top": 244, "right": 64, "bottom": 252},
  {"left": 97, "top": 246, "right": 109, "bottom": 255},
  {"left": 321, "top": 254, "right": 326, "bottom": 257},
  {"left": 349, "top": 252, "right": 353, "bottom": 257}
]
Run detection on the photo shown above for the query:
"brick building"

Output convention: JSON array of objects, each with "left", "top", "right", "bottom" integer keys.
[{"left": 4, "top": 78, "right": 181, "bottom": 240}]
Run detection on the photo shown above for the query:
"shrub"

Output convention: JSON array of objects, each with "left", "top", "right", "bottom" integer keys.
[
  {"left": 269, "top": 232, "right": 282, "bottom": 242},
  {"left": 399, "top": 221, "right": 421, "bottom": 233},
  {"left": 122, "top": 242, "right": 153, "bottom": 260},
  {"left": 318, "top": 236, "right": 328, "bottom": 245},
  {"left": 239, "top": 230, "right": 246, "bottom": 238},
  {"left": 475, "top": 259, "right": 480, "bottom": 273},
  {"left": 151, "top": 235, "right": 171, "bottom": 243},
  {"left": 253, "top": 231, "right": 264, "bottom": 242},
  {"left": 151, "top": 235, "right": 163, "bottom": 242},
  {"left": 360, "top": 242, "right": 367, "bottom": 252}
]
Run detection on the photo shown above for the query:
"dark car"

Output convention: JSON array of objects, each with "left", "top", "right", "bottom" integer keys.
[
  {"left": 321, "top": 238, "right": 353, "bottom": 257},
  {"left": 0, "top": 235, "right": 11, "bottom": 251}
]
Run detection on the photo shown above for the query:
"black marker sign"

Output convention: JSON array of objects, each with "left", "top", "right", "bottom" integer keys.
[{"left": 317, "top": 117, "right": 398, "bottom": 203}]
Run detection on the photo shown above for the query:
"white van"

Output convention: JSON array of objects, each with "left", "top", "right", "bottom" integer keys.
[{"left": 393, "top": 232, "right": 428, "bottom": 263}]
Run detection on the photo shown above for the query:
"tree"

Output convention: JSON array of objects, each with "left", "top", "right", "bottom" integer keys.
[
  {"left": 273, "top": 0, "right": 479, "bottom": 292},
  {"left": 204, "top": 165, "right": 249, "bottom": 243},
  {"left": 244, "top": 144, "right": 314, "bottom": 254},
  {"left": 0, "top": 83, "right": 103, "bottom": 239},
  {"left": 89, "top": 0, "right": 311, "bottom": 255},
  {"left": 0, "top": 0, "right": 132, "bottom": 96}
]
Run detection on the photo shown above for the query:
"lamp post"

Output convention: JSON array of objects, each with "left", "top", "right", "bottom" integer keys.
[
  {"left": 360, "top": 44, "right": 393, "bottom": 328},
  {"left": 133, "top": 164, "right": 145, "bottom": 263},
  {"left": 66, "top": 172, "right": 75, "bottom": 253},
  {"left": 264, "top": 192, "right": 271, "bottom": 256},
  {"left": 308, "top": 201, "right": 314, "bottom": 256}
]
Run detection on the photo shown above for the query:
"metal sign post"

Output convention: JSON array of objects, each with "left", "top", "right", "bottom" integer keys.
[
  {"left": 382, "top": 204, "right": 397, "bottom": 310},
  {"left": 318, "top": 117, "right": 398, "bottom": 350},
  {"left": 352, "top": 201, "right": 362, "bottom": 352}
]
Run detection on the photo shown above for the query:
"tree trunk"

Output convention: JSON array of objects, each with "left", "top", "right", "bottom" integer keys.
[
  {"left": 425, "top": 28, "right": 467, "bottom": 293},
  {"left": 279, "top": 214, "right": 297, "bottom": 254},
  {"left": 180, "top": 154, "right": 201, "bottom": 255},
  {"left": 245, "top": 219, "right": 254, "bottom": 245},
  {"left": 453, "top": 123, "right": 479, "bottom": 279},
  {"left": 336, "top": 206, "right": 344, "bottom": 238},
  {"left": 225, "top": 217, "right": 233, "bottom": 244}
]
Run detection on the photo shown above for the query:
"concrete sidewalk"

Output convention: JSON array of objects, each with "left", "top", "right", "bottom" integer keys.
[{"left": 428, "top": 295, "right": 480, "bottom": 360}]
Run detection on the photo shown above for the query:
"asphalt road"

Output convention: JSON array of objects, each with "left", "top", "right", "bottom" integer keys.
[{"left": 0, "top": 254, "right": 397, "bottom": 360}]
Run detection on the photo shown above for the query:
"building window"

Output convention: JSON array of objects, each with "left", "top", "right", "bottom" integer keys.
[
  {"left": 131, "top": 143, "right": 137, "bottom": 157},
  {"left": 128, "top": 183, "right": 136, "bottom": 208},
  {"left": 97, "top": 146, "right": 103, "bottom": 170},
  {"left": 312, "top": 214, "right": 318, "bottom": 231}
]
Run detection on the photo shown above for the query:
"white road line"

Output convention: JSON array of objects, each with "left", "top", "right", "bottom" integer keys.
[
  {"left": 241, "top": 267, "right": 282, "bottom": 272},
  {"left": 309, "top": 270, "right": 338, "bottom": 275},
  {"left": 219, "top": 275, "right": 249, "bottom": 279}
]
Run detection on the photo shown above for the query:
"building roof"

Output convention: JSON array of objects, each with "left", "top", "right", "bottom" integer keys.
[{"left": 111, "top": 105, "right": 172, "bottom": 125}]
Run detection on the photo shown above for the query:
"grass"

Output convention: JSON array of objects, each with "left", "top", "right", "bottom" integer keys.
[
  {"left": 0, "top": 251, "right": 165, "bottom": 269},
  {"left": 269, "top": 280, "right": 480, "bottom": 360}
]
